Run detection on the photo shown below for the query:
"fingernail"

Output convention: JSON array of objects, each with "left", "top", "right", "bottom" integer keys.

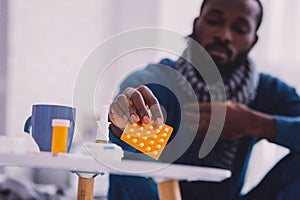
[
  {"left": 155, "top": 118, "right": 163, "bottom": 125},
  {"left": 130, "top": 114, "right": 137, "bottom": 122},
  {"left": 143, "top": 116, "right": 150, "bottom": 124}
]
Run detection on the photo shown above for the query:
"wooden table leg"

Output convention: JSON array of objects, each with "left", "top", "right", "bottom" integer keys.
[
  {"left": 77, "top": 176, "right": 95, "bottom": 200},
  {"left": 157, "top": 179, "right": 182, "bottom": 200}
]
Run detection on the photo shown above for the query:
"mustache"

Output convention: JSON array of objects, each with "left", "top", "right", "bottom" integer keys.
[{"left": 205, "top": 42, "right": 233, "bottom": 58}]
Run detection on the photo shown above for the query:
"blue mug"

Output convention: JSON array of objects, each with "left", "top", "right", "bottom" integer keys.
[{"left": 24, "top": 104, "right": 76, "bottom": 152}]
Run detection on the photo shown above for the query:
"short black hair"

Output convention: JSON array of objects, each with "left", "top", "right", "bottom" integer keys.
[{"left": 200, "top": 0, "right": 263, "bottom": 31}]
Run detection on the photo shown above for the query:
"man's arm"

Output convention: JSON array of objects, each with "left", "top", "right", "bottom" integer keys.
[
  {"left": 183, "top": 75, "right": 300, "bottom": 152},
  {"left": 183, "top": 101, "right": 277, "bottom": 140}
]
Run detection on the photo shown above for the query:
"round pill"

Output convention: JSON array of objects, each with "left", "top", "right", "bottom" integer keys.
[
  {"left": 149, "top": 140, "right": 155, "bottom": 145},
  {"left": 146, "top": 146, "right": 151, "bottom": 151},
  {"left": 133, "top": 123, "right": 137, "bottom": 127},
  {"left": 139, "top": 127, "right": 144, "bottom": 131},
  {"left": 149, "top": 125, "right": 153, "bottom": 130},
  {"left": 129, "top": 128, "right": 134, "bottom": 132},
  {"left": 136, "top": 132, "right": 141, "bottom": 137},
  {"left": 132, "top": 138, "right": 138, "bottom": 143},
  {"left": 153, "top": 151, "right": 158, "bottom": 155},
  {"left": 162, "top": 133, "right": 167, "bottom": 137},
  {"left": 139, "top": 142, "right": 144, "bottom": 147},
  {"left": 156, "top": 144, "right": 162, "bottom": 149},
  {"left": 159, "top": 138, "right": 164, "bottom": 143},
  {"left": 126, "top": 134, "right": 131, "bottom": 139}
]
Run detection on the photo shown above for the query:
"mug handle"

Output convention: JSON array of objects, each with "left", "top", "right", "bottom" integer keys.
[{"left": 24, "top": 116, "right": 32, "bottom": 134}]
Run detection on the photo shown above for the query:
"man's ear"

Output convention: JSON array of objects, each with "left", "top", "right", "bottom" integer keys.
[
  {"left": 193, "top": 17, "right": 199, "bottom": 29},
  {"left": 190, "top": 17, "right": 199, "bottom": 38},
  {"left": 251, "top": 34, "right": 259, "bottom": 48}
]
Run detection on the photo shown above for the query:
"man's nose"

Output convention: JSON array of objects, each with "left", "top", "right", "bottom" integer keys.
[{"left": 214, "top": 26, "right": 232, "bottom": 44}]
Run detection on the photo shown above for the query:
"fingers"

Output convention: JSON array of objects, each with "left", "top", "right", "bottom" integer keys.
[
  {"left": 183, "top": 111, "right": 210, "bottom": 122},
  {"left": 110, "top": 86, "right": 163, "bottom": 126},
  {"left": 109, "top": 101, "right": 129, "bottom": 129},
  {"left": 184, "top": 102, "right": 211, "bottom": 112},
  {"left": 184, "top": 121, "right": 209, "bottom": 136},
  {"left": 198, "top": 103, "right": 213, "bottom": 111},
  {"left": 116, "top": 94, "right": 139, "bottom": 123},
  {"left": 149, "top": 104, "right": 163, "bottom": 126},
  {"left": 183, "top": 108, "right": 210, "bottom": 134},
  {"left": 137, "top": 86, "right": 164, "bottom": 126},
  {"left": 183, "top": 102, "right": 210, "bottom": 125},
  {"left": 183, "top": 102, "right": 212, "bottom": 137},
  {"left": 183, "top": 110, "right": 209, "bottom": 137},
  {"left": 124, "top": 87, "right": 150, "bottom": 123},
  {"left": 185, "top": 102, "right": 228, "bottom": 114},
  {"left": 109, "top": 93, "right": 139, "bottom": 129}
]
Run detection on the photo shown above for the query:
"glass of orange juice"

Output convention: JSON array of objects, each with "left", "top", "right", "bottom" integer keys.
[{"left": 51, "top": 119, "right": 70, "bottom": 154}]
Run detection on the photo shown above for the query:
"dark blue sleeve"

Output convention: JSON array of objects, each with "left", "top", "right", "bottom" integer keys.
[
  {"left": 274, "top": 115, "right": 300, "bottom": 151},
  {"left": 256, "top": 74, "right": 300, "bottom": 152}
]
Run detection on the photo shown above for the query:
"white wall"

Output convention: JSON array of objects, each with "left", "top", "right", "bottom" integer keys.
[
  {"left": 6, "top": 0, "right": 161, "bottom": 138},
  {"left": 6, "top": 0, "right": 103, "bottom": 136},
  {"left": 5, "top": 0, "right": 161, "bottom": 197},
  {"left": 0, "top": 0, "right": 8, "bottom": 136},
  {"left": 250, "top": 0, "right": 300, "bottom": 91},
  {"left": 5, "top": 0, "right": 109, "bottom": 191}
]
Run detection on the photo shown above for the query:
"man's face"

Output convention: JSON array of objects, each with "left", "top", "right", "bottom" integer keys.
[{"left": 193, "top": 0, "right": 260, "bottom": 74}]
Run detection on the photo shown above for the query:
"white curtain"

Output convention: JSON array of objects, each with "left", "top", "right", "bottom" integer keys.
[
  {"left": 242, "top": 0, "right": 300, "bottom": 194},
  {"left": 251, "top": 0, "right": 300, "bottom": 91}
]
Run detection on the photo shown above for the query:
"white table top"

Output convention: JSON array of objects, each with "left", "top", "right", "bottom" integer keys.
[{"left": 0, "top": 152, "right": 231, "bottom": 182}]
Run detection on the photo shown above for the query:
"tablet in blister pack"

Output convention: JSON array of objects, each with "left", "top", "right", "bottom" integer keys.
[{"left": 121, "top": 122, "right": 173, "bottom": 160}]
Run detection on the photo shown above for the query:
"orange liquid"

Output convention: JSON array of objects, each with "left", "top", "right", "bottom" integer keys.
[{"left": 51, "top": 126, "right": 68, "bottom": 154}]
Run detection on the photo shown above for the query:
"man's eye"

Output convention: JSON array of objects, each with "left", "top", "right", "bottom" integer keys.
[
  {"left": 232, "top": 22, "right": 250, "bottom": 34},
  {"left": 206, "top": 19, "right": 221, "bottom": 26},
  {"left": 233, "top": 26, "right": 248, "bottom": 34}
]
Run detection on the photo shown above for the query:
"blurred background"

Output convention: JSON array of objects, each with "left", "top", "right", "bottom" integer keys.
[{"left": 0, "top": 0, "right": 299, "bottom": 198}]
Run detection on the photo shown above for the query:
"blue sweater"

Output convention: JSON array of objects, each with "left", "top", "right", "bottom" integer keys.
[{"left": 109, "top": 59, "right": 300, "bottom": 200}]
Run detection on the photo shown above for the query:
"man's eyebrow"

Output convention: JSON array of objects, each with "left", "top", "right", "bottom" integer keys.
[{"left": 206, "top": 9, "right": 223, "bottom": 16}]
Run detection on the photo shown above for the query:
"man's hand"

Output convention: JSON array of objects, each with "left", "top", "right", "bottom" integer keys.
[
  {"left": 183, "top": 101, "right": 276, "bottom": 139},
  {"left": 109, "top": 86, "right": 164, "bottom": 137}
]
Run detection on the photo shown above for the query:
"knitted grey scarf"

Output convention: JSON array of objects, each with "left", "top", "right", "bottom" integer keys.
[{"left": 174, "top": 53, "right": 259, "bottom": 170}]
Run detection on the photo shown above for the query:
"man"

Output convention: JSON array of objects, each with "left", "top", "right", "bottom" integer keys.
[{"left": 108, "top": 0, "right": 300, "bottom": 199}]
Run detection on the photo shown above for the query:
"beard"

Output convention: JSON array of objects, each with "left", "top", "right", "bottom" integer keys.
[
  {"left": 186, "top": 41, "right": 251, "bottom": 80},
  {"left": 212, "top": 49, "right": 249, "bottom": 79}
]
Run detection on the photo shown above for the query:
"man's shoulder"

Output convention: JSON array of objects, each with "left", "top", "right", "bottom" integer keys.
[
  {"left": 157, "top": 58, "right": 176, "bottom": 67},
  {"left": 258, "top": 72, "right": 297, "bottom": 94},
  {"left": 128, "top": 58, "right": 175, "bottom": 76},
  {"left": 120, "top": 58, "right": 176, "bottom": 90},
  {"left": 259, "top": 73, "right": 293, "bottom": 88},
  {"left": 144, "top": 58, "right": 176, "bottom": 73},
  {"left": 259, "top": 72, "right": 277, "bottom": 81}
]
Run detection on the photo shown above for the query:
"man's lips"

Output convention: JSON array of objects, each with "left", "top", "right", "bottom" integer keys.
[
  {"left": 205, "top": 44, "right": 232, "bottom": 60},
  {"left": 209, "top": 50, "right": 228, "bottom": 60}
]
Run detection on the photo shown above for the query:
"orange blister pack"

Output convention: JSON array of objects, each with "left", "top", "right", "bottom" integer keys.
[{"left": 120, "top": 122, "right": 173, "bottom": 160}]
